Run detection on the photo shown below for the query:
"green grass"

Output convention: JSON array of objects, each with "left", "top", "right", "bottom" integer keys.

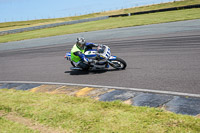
[
  {"left": 0, "top": 89, "right": 200, "bottom": 132},
  {"left": 0, "top": 7, "right": 200, "bottom": 43},
  {"left": 0, "top": 117, "right": 38, "bottom": 133},
  {"left": 0, "top": 0, "right": 199, "bottom": 32},
  {"left": 0, "top": 0, "right": 200, "bottom": 43}
]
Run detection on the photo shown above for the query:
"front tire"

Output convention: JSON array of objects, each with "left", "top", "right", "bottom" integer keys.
[{"left": 109, "top": 57, "right": 127, "bottom": 70}]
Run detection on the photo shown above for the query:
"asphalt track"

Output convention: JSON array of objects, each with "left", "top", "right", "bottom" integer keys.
[{"left": 0, "top": 19, "right": 200, "bottom": 95}]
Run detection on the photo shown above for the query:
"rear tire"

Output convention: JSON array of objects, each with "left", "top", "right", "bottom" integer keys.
[{"left": 110, "top": 57, "right": 127, "bottom": 70}]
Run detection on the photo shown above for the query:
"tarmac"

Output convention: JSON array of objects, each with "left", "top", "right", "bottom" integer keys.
[{"left": 1, "top": 82, "right": 200, "bottom": 116}]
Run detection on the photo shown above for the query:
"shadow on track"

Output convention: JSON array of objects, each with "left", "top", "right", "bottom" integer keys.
[{"left": 64, "top": 69, "right": 121, "bottom": 75}]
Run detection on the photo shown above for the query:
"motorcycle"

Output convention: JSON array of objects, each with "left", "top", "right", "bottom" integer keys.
[{"left": 65, "top": 45, "right": 127, "bottom": 71}]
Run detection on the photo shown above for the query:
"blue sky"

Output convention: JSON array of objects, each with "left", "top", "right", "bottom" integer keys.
[{"left": 0, "top": 0, "right": 177, "bottom": 23}]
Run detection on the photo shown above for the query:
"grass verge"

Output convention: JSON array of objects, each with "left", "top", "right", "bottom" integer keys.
[
  {"left": 0, "top": 8, "right": 200, "bottom": 43},
  {"left": 0, "top": 89, "right": 200, "bottom": 132},
  {"left": 0, "top": 0, "right": 199, "bottom": 31},
  {"left": 0, "top": 116, "right": 38, "bottom": 133}
]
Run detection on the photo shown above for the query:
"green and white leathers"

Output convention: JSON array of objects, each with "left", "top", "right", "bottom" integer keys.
[{"left": 71, "top": 44, "right": 85, "bottom": 63}]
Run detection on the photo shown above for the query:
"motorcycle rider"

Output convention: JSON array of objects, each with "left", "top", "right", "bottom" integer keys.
[{"left": 71, "top": 37, "right": 100, "bottom": 70}]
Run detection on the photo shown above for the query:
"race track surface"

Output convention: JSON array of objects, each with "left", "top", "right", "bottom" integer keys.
[{"left": 0, "top": 20, "right": 200, "bottom": 94}]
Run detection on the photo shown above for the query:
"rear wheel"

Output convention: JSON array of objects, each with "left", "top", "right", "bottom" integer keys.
[{"left": 109, "top": 57, "right": 127, "bottom": 70}]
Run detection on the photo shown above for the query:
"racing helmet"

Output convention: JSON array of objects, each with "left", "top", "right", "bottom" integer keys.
[{"left": 76, "top": 37, "right": 86, "bottom": 50}]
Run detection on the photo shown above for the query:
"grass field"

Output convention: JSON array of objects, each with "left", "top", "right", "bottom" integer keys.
[
  {"left": 0, "top": 89, "right": 200, "bottom": 132},
  {"left": 0, "top": 0, "right": 200, "bottom": 43},
  {"left": 0, "top": 117, "right": 38, "bottom": 133},
  {"left": 0, "top": 0, "right": 199, "bottom": 31},
  {"left": 0, "top": 7, "right": 200, "bottom": 43}
]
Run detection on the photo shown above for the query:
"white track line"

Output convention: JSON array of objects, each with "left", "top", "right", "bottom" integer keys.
[{"left": 0, "top": 81, "right": 200, "bottom": 98}]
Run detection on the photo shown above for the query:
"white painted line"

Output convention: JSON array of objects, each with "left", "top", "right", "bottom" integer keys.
[{"left": 0, "top": 81, "right": 200, "bottom": 98}]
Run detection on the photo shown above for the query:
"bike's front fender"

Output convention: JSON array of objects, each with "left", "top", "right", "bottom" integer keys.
[{"left": 108, "top": 56, "right": 117, "bottom": 61}]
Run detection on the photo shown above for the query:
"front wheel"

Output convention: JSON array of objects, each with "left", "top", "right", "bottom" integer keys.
[{"left": 109, "top": 57, "right": 127, "bottom": 70}]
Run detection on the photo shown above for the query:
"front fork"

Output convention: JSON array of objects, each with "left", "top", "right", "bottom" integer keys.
[
  {"left": 107, "top": 60, "right": 115, "bottom": 68},
  {"left": 107, "top": 56, "right": 117, "bottom": 67}
]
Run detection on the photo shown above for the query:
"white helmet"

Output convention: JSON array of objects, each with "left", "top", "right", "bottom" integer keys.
[{"left": 76, "top": 37, "right": 86, "bottom": 49}]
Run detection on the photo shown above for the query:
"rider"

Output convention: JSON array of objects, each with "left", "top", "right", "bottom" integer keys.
[{"left": 71, "top": 37, "right": 99, "bottom": 70}]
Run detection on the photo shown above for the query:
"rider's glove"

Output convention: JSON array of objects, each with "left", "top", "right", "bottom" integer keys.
[
  {"left": 97, "top": 44, "right": 103, "bottom": 51},
  {"left": 98, "top": 44, "right": 103, "bottom": 47}
]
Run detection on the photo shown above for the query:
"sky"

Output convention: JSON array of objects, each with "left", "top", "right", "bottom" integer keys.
[{"left": 0, "top": 0, "right": 177, "bottom": 23}]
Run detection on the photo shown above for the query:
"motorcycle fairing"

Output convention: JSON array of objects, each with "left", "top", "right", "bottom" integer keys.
[
  {"left": 84, "top": 49, "right": 97, "bottom": 58},
  {"left": 108, "top": 56, "right": 117, "bottom": 60}
]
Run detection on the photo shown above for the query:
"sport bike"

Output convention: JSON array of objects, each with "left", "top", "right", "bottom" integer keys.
[{"left": 65, "top": 45, "right": 127, "bottom": 71}]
